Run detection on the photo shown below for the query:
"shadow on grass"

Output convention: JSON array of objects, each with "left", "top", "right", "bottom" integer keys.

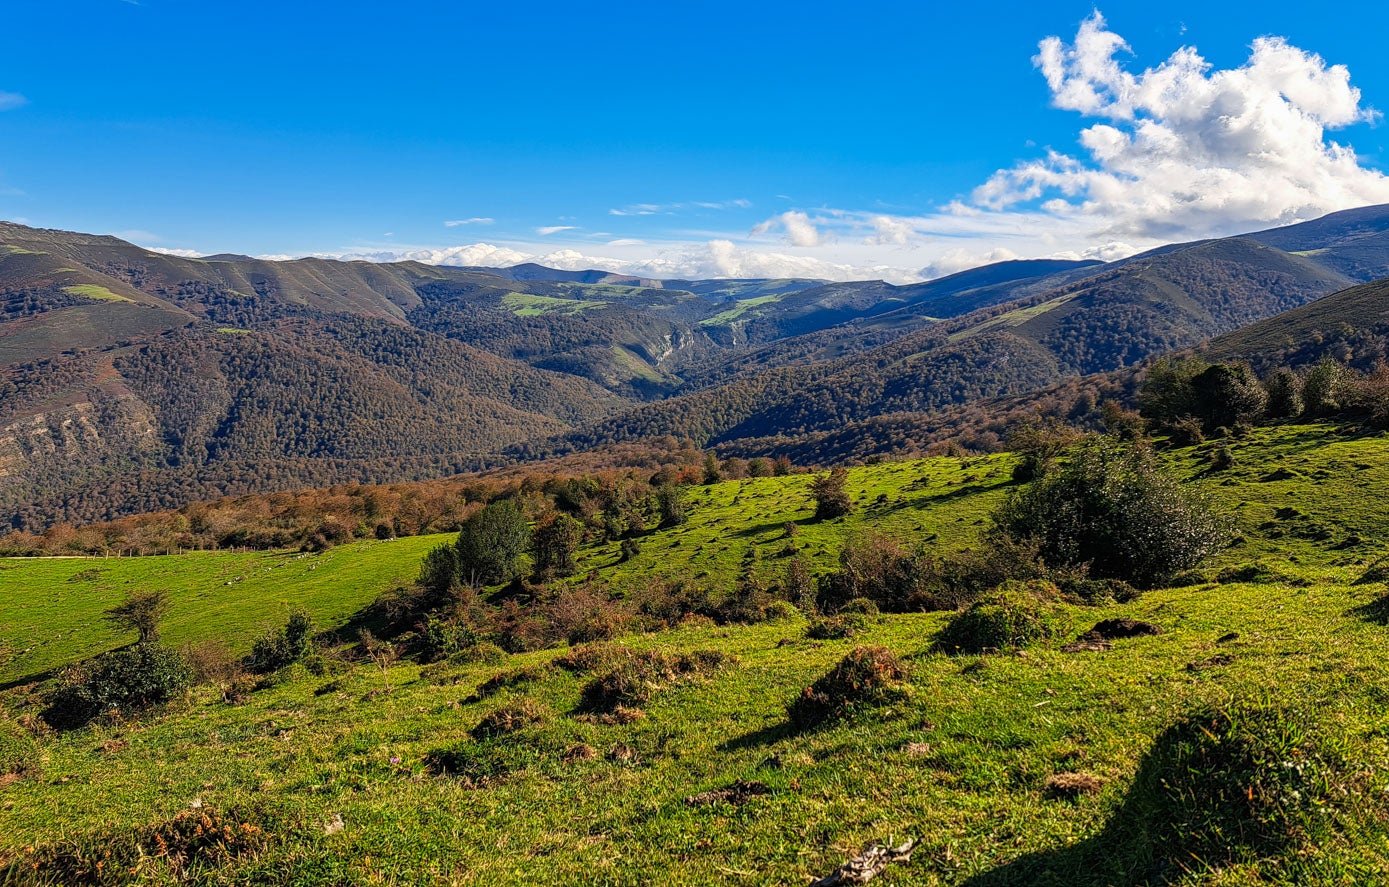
[
  {"left": 1349, "top": 592, "right": 1389, "bottom": 626},
  {"left": 717, "top": 720, "right": 794, "bottom": 752},
  {"left": 963, "top": 699, "right": 1348, "bottom": 886}
]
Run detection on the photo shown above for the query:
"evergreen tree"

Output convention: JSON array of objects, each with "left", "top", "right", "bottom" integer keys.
[{"left": 455, "top": 500, "right": 531, "bottom": 586}]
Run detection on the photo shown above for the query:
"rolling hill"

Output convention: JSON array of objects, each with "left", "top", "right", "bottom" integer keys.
[{"left": 7, "top": 205, "right": 1389, "bottom": 528}]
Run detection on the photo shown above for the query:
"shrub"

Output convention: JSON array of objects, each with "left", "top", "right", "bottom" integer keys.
[
  {"left": 451, "top": 642, "right": 507, "bottom": 665},
  {"left": 416, "top": 614, "right": 476, "bottom": 663},
  {"left": 102, "top": 590, "right": 171, "bottom": 644},
  {"left": 1210, "top": 445, "right": 1235, "bottom": 471},
  {"left": 455, "top": 500, "right": 531, "bottom": 586},
  {"left": 816, "top": 533, "right": 922, "bottom": 613},
  {"left": 471, "top": 699, "right": 549, "bottom": 740},
  {"left": 2, "top": 807, "right": 269, "bottom": 885},
  {"left": 991, "top": 438, "right": 1231, "bottom": 588},
  {"left": 247, "top": 611, "right": 313, "bottom": 674},
  {"left": 1190, "top": 363, "right": 1267, "bottom": 431},
  {"left": 811, "top": 467, "right": 854, "bottom": 520},
  {"left": 43, "top": 645, "right": 192, "bottom": 729},
  {"left": 805, "top": 614, "right": 868, "bottom": 640},
  {"left": 787, "top": 646, "right": 910, "bottom": 730},
  {"left": 837, "top": 597, "right": 880, "bottom": 618},
  {"left": 654, "top": 484, "right": 688, "bottom": 528},
  {"left": 578, "top": 649, "right": 734, "bottom": 713},
  {"left": 179, "top": 639, "right": 240, "bottom": 685},
  {"left": 934, "top": 582, "right": 1066, "bottom": 654},
  {"left": 761, "top": 600, "right": 802, "bottom": 623},
  {"left": 1264, "top": 367, "right": 1304, "bottom": 418}
]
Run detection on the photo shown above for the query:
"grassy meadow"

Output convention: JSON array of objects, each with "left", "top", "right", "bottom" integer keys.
[{"left": 4, "top": 424, "right": 1389, "bottom": 884}]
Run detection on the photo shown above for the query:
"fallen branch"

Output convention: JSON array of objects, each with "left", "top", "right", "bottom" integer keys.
[{"left": 809, "top": 838, "right": 916, "bottom": 886}]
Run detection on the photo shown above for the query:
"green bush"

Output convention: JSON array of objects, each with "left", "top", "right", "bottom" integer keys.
[
  {"left": 43, "top": 645, "right": 192, "bottom": 729},
  {"left": 417, "top": 614, "right": 476, "bottom": 663},
  {"left": 805, "top": 614, "right": 868, "bottom": 640},
  {"left": 992, "top": 438, "right": 1231, "bottom": 588},
  {"left": 247, "top": 612, "right": 313, "bottom": 674},
  {"left": 455, "top": 500, "right": 531, "bottom": 586},
  {"left": 934, "top": 582, "right": 1066, "bottom": 654},
  {"left": 471, "top": 698, "right": 549, "bottom": 740},
  {"left": 578, "top": 649, "right": 733, "bottom": 713},
  {"left": 787, "top": 646, "right": 910, "bottom": 730},
  {"left": 448, "top": 642, "right": 508, "bottom": 666}
]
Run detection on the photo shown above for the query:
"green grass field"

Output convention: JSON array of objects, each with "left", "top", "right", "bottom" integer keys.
[{"left": 5, "top": 425, "right": 1389, "bottom": 884}]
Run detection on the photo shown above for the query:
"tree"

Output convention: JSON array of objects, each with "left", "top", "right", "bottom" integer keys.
[
  {"left": 1303, "top": 359, "right": 1348, "bottom": 416},
  {"left": 811, "top": 468, "right": 854, "bottom": 520},
  {"left": 992, "top": 438, "right": 1231, "bottom": 588},
  {"left": 455, "top": 500, "right": 531, "bottom": 586},
  {"left": 702, "top": 453, "right": 722, "bottom": 485},
  {"left": 1263, "top": 368, "right": 1304, "bottom": 419},
  {"left": 654, "top": 484, "right": 688, "bottom": 528},
  {"left": 102, "top": 590, "right": 171, "bottom": 645},
  {"left": 1006, "top": 416, "right": 1082, "bottom": 482},
  {"left": 418, "top": 542, "right": 461, "bottom": 597},
  {"left": 1189, "top": 363, "right": 1267, "bottom": 431},
  {"left": 532, "top": 512, "right": 583, "bottom": 578}
]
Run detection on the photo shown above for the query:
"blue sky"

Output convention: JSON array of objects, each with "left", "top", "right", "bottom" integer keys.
[{"left": 3, "top": 1, "right": 1389, "bottom": 282}]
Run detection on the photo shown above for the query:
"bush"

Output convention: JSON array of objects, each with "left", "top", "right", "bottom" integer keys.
[
  {"left": 471, "top": 698, "right": 550, "bottom": 740},
  {"left": 455, "top": 500, "right": 531, "bottom": 586},
  {"left": 247, "top": 612, "right": 313, "bottom": 674},
  {"left": 811, "top": 468, "right": 854, "bottom": 520},
  {"left": 417, "top": 614, "right": 476, "bottom": 663},
  {"left": 761, "top": 600, "right": 802, "bottom": 623},
  {"left": 934, "top": 582, "right": 1066, "bottom": 654},
  {"left": 787, "top": 646, "right": 910, "bottom": 730},
  {"left": 837, "top": 597, "right": 880, "bottom": 617},
  {"left": 805, "top": 614, "right": 868, "bottom": 640},
  {"left": 816, "top": 533, "right": 922, "bottom": 613},
  {"left": 450, "top": 642, "right": 508, "bottom": 665},
  {"left": 991, "top": 438, "right": 1231, "bottom": 589},
  {"left": 43, "top": 645, "right": 192, "bottom": 729},
  {"left": 179, "top": 639, "right": 240, "bottom": 685},
  {"left": 578, "top": 649, "right": 734, "bottom": 713},
  {"left": 532, "top": 512, "right": 583, "bottom": 579}
]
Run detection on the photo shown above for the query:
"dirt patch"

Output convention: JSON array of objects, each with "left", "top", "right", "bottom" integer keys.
[
  {"left": 562, "top": 744, "right": 597, "bottom": 763},
  {"left": 903, "top": 741, "right": 932, "bottom": 757},
  {"left": 1044, "top": 771, "right": 1104, "bottom": 799},
  {"left": 685, "top": 779, "right": 771, "bottom": 807},
  {"left": 1187, "top": 654, "right": 1235, "bottom": 671},
  {"left": 1064, "top": 619, "right": 1161, "bottom": 652}
]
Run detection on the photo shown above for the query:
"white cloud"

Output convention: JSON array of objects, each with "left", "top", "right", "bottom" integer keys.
[
  {"left": 536, "top": 225, "right": 578, "bottom": 235},
  {"left": 610, "top": 199, "right": 751, "bottom": 216},
  {"left": 868, "top": 215, "right": 916, "bottom": 246},
  {"left": 752, "top": 210, "right": 822, "bottom": 247},
  {"left": 607, "top": 238, "right": 645, "bottom": 246},
  {"left": 147, "top": 247, "right": 205, "bottom": 258},
  {"left": 974, "top": 12, "right": 1389, "bottom": 239},
  {"left": 444, "top": 218, "right": 493, "bottom": 227},
  {"left": 0, "top": 91, "right": 26, "bottom": 111}
]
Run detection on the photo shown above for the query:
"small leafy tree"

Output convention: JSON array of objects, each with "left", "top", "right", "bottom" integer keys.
[
  {"left": 455, "top": 500, "right": 531, "bottom": 586},
  {"left": 532, "top": 512, "right": 583, "bottom": 578},
  {"left": 1263, "top": 368, "right": 1304, "bottom": 419},
  {"left": 418, "top": 543, "right": 461, "bottom": 598},
  {"left": 811, "top": 468, "right": 854, "bottom": 520},
  {"left": 992, "top": 438, "right": 1231, "bottom": 588},
  {"left": 1190, "top": 363, "right": 1267, "bottom": 431},
  {"left": 1006, "top": 416, "right": 1082, "bottom": 482},
  {"left": 702, "top": 453, "right": 722, "bottom": 485},
  {"left": 103, "top": 590, "right": 171, "bottom": 645},
  {"left": 654, "top": 484, "right": 688, "bottom": 529},
  {"left": 1303, "top": 359, "right": 1348, "bottom": 416},
  {"left": 248, "top": 611, "right": 314, "bottom": 673}
]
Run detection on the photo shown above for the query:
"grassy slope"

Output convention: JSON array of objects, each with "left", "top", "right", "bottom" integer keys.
[
  {"left": 0, "top": 536, "right": 442, "bottom": 684},
  {"left": 4, "top": 425, "right": 1389, "bottom": 883}
]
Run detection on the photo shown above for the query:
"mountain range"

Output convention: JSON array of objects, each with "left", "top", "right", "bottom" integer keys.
[{"left": 5, "top": 204, "right": 1389, "bottom": 528}]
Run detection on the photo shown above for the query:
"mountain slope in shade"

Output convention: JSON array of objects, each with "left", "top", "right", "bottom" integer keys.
[{"left": 1249, "top": 203, "right": 1389, "bottom": 281}]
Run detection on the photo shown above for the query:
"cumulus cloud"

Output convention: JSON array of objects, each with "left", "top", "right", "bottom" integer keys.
[
  {"left": 868, "top": 215, "right": 917, "bottom": 246},
  {"left": 974, "top": 12, "right": 1389, "bottom": 238},
  {"left": 919, "top": 247, "right": 1023, "bottom": 279},
  {"left": 444, "top": 218, "right": 493, "bottom": 226},
  {"left": 752, "top": 211, "right": 823, "bottom": 247},
  {"left": 0, "top": 91, "right": 26, "bottom": 111}
]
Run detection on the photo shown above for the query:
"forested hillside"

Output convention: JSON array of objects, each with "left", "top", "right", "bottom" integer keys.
[{"left": 6, "top": 205, "right": 1389, "bottom": 529}]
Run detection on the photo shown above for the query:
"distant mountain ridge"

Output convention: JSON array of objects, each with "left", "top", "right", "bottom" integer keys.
[{"left": 6, "top": 204, "right": 1389, "bottom": 527}]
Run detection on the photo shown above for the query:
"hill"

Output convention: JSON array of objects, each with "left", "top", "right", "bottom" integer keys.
[
  {"left": 4, "top": 425, "right": 1389, "bottom": 883},
  {"left": 539, "top": 237, "right": 1354, "bottom": 455},
  {"left": 6, "top": 206, "right": 1389, "bottom": 528}
]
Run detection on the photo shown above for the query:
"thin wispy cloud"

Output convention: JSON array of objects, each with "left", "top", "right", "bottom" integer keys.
[
  {"left": 0, "top": 91, "right": 28, "bottom": 112},
  {"left": 609, "top": 199, "right": 751, "bottom": 216},
  {"left": 536, "top": 225, "right": 579, "bottom": 235},
  {"left": 444, "top": 218, "right": 494, "bottom": 227}
]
